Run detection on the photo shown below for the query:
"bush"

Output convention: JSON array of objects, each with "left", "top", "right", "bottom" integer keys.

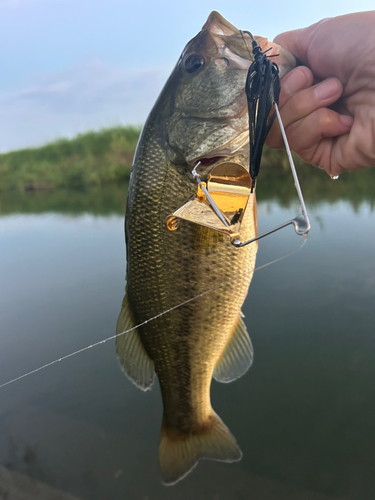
[{"left": 0, "top": 126, "right": 140, "bottom": 192}]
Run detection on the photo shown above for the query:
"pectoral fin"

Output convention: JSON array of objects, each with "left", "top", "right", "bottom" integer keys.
[
  {"left": 213, "top": 312, "right": 253, "bottom": 383},
  {"left": 116, "top": 291, "right": 155, "bottom": 391}
]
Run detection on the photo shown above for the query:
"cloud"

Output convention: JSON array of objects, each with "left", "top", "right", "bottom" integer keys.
[{"left": 0, "top": 60, "right": 171, "bottom": 151}]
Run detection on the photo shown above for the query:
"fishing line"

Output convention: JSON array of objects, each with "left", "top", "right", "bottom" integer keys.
[
  {"left": 253, "top": 236, "right": 306, "bottom": 271},
  {"left": 0, "top": 236, "right": 307, "bottom": 390},
  {"left": 0, "top": 288, "right": 221, "bottom": 389}
]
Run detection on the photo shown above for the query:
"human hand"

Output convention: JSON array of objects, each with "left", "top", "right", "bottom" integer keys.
[{"left": 266, "top": 12, "right": 375, "bottom": 176}]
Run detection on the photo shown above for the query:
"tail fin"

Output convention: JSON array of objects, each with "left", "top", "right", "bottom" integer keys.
[{"left": 159, "top": 411, "right": 242, "bottom": 485}]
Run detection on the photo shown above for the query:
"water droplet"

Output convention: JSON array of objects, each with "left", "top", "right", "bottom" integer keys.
[{"left": 330, "top": 175, "right": 339, "bottom": 180}]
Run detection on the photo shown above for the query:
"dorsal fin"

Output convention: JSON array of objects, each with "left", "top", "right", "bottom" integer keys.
[
  {"left": 213, "top": 312, "right": 253, "bottom": 383},
  {"left": 116, "top": 291, "right": 155, "bottom": 391}
]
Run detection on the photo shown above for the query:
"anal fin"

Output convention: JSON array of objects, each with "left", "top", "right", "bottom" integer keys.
[
  {"left": 213, "top": 312, "right": 253, "bottom": 383},
  {"left": 116, "top": 291, "right": 155, "bottom": 391}
]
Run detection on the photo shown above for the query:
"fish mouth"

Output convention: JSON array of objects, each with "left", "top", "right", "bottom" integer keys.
[
  {"left": 196, "top": 156, "right": 227, "bottom": 168},
  {"left": 189, "top": 129, "right": 249, "bottom": 167},
  {"left": 188, "top": 102, "right": 249, "bottom": 122}
]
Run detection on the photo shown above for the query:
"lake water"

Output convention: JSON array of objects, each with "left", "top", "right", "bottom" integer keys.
[{"left": 0, "top": 172, "right": 374, "bottom": 499}]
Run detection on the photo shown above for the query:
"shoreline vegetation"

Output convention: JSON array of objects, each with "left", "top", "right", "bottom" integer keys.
[
  {"left": 0, "top": 126, "right": 140, "bottom": 192},
  {"left": 0, "top": 126, "right": 374, "bottom": 212}
]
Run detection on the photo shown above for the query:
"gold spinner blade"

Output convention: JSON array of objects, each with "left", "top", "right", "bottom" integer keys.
[{"left": 166, "top": 161, "right": 252, "bottom": 238}]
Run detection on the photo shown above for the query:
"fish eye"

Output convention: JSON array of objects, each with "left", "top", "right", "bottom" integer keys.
[{"left": 184, "top": 54, "right": 205, "bottom": 74}]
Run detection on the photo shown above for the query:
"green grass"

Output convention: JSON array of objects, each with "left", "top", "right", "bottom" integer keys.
[{"left": 0, "top": 126, "right": 140, "bottom": 191}]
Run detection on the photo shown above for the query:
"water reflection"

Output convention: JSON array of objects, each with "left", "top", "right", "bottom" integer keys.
[
  {"left": 0, "top": 183, "right": 128, "bottom": 217},
  {"left": 0, "top": 177, "right": 374, "bottom": 498}
]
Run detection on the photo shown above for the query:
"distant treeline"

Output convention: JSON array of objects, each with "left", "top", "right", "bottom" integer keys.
[
  {"left": 0, "top": 126, "right": 140, "bottom": 191},
  {"left": 0, "top": 126, "right": 374, "bottom": 213}
]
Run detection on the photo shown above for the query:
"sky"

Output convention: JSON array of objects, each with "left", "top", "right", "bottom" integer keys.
[{"left": 0, "top": 0, "right": 373, "bottom": 151}]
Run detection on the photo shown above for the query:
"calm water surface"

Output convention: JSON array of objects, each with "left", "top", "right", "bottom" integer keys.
[{"left": 0, "top": 177, "right": 374, "bottom": 499}]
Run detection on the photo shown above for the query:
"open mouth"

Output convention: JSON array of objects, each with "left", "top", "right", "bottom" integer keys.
[
  {"left": 193, "top": 129, "right": 249, "bottom": 168},
  {"left": 197, "top": 156, "right": 226, "bottom": 168}
]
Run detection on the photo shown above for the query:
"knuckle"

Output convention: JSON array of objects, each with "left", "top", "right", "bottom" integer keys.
[
  {"left": 285, "top": 122, "right": 300, "bottom": 147},
  {"left": 289, "top": 93, "right": 312, "bottom": 120},
  {"left": 317, "top": 108, "right": 332, "bottom": 129},
  {"left": 357, "top": 129, "right": 375, "bottom": 161}
]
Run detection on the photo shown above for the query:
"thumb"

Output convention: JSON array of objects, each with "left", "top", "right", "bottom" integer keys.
[{"left": 273, "top": 19, "right": 330, "bottom": 66}]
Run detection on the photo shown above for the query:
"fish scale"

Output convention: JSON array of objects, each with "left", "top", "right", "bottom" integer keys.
[
  {"left": 116, "top": 10, "right": 295, "bottom": 485},
  {"left": 126, "top": 121, "right": 256, "bottom": 453}
]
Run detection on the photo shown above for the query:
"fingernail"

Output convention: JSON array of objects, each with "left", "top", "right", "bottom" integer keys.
[
  {"left": 314, "top": 78, "right": 340, "bottom": 100},
  {"left": 340, "top": 114, "right": 353, "bottom": 127},
  {"left": 283, "top": 68, "right": 307, "bottom": 94}
]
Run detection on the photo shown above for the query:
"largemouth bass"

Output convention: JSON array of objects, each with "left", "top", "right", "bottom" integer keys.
[{"left": 117, "top": 11, "right": 295, "bottom": 484}]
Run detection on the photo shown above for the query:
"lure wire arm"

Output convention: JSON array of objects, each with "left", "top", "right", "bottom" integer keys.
[
  {"left": 274, "top": 102, "right": 311, "bottom": 234},
  {"left": 232, "top": 216, "right": 307, "bottom": 248},
  {"left": 192, "top": 162, "right": 230, "bottom": 227},
  {"left": 231, "top": 104, "right": 311, "bottom": 248}
]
